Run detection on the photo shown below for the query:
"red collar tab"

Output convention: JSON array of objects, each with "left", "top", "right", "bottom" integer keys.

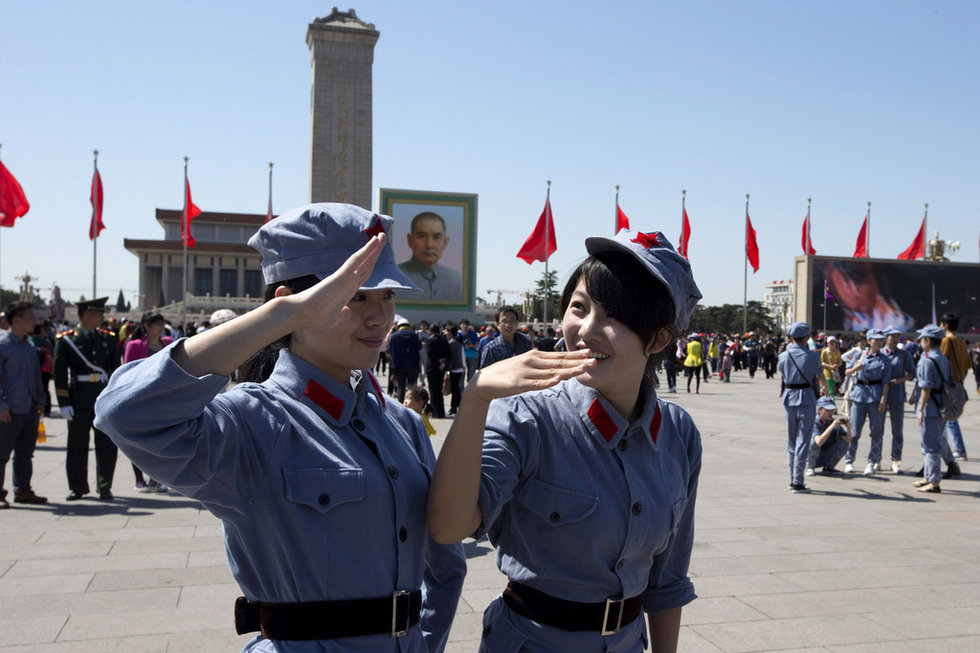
[
  {"left": 587, "top": 398, "right": 618, "bottom": 443},
  {"left": 365, "top": 370, "right": 386, "bottom": 409},
  {"left": 631, "top": 232, "right": 660, "bottom": 249},
  {"left": 304, "top": 379, "right": 345, "bottom": 420},
  {"left": 365, "top": 215, "right": 385, "bottom": 239},
  {"left": 649, "top": 402, "right": 663, "bottom": 445}
]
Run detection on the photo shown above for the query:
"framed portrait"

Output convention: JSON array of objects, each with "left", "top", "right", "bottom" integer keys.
[{"left": 379, "top": 188, "right": 477, "bottom": 310}]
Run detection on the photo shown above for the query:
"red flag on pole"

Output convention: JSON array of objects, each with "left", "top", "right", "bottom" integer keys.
[
  {"left": 615, "top": 203, "right": 630, "bottom": 233},
  {"left": 853, "top": 214, "right": 869, "bottom": 258},
  {"left": 745, "top": 213, "right": 760, "bottom": 273},
  {"left": 89, "top": 168, "right": 105, "bottom": 240},
  {"left": 182, "top": 178, "right": 202, "bottom": 248},
  {"left": 897, "top": 215, "right": 926, "bottom": 260},
  {"left": 517, "top": 196, "right": 557, "bottom": 264},
  {"left": 801, "top": 212, "right": 816, "bottom": 255},
  {"left": 0, "top": 161, "right": 30, "bottom": 227},
  {"left": 678, "top": 208, "right": 691, "bottom": 259}
]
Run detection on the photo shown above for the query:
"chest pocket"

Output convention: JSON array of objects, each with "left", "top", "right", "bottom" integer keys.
[
  {"left": 283, "top": 467, "right": 363, "bottom": 514},
  {"left": 521, "top": 478, "right": 598, "bottom": 527}
]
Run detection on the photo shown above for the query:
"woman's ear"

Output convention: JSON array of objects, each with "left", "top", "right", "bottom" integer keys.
[
  {"left": 645, "top": 327, "right": 674, "bottom": 356},
  {"left": 273, "top": 285, "right": 293, "bottom": 298}
]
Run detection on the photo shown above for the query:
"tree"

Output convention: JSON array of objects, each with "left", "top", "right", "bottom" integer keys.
[
  {"left": 115, "top": 290, "right": 127, "bottom": 312},
  {"left": 529, "top": 270, "right": 560, "bottom": 323},
  {"left": 688, "top": 301, "right": 779, "bottom": 336}
]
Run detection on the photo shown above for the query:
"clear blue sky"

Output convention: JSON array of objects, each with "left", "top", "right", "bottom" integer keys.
[{"left": 2, "top": 1, "right": 977, "bottom": 309}]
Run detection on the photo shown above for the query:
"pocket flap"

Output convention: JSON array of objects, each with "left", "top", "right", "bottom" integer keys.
[
  {"left": 283, "top": 467, "right": 363, "bottom": 513},
  {"left": 522, "top": 478, "right": 598, "bottom": 526}
]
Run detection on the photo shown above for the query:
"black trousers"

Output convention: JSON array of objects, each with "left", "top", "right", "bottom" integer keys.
[
  {"left": 391, "top": 366, "right": 420, "bottom": 403},
  {"left": 449, "top": 371, "right": 464, "bottom": 413},
  {"left": 66, "top": 407, "right": 117, "bottom": 494},
  {"left": 0, "top": 411, "right": 40, "bottom": 496},
  {"left": 426, "top": 369, "right": 446, "bottom": 418}
]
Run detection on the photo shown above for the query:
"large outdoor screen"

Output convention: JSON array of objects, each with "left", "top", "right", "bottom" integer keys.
[{"left": 807, "top": 257, "right": 979, "bottom": 334}]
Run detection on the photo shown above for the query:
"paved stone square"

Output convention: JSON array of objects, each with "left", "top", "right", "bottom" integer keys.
[{"left": 1, "top": 373, "right": 977, "bottom": 651}]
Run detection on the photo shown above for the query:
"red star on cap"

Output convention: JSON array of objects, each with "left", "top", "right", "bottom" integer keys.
[
  {"left": 365, "top": 215, "right": 385, "bottom": 238},
  {"left": 631, "top": 232, "right": 660, "bottom": 249}
]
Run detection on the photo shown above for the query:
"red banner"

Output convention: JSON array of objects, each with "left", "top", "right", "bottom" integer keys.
[
  {"left": 853, "top": 214, "right": 868, "bottom": 258},
  {"left": 746, "top": 214, "right": 760, "bottom": 272},
  {"left": 0, "top": 161, "right": 30, "bottom": 227},
  {"left": 182, "top": 178, "right": 202, "bottom": 248},
  {"left": 897, "top": 216, "right": 926, "bottom": 260},
  {"left": 801, "top": 213, "right": 815, "bottom": 255},
  {"left": 678, "top": 208, "right": 691, "bottom": 260},
  {"left": 89, "top": 168, "right": 105, "bottom": 240},
  {"left": 615, "top": 203, "right": 630, "bottom": 233},
  {"left": 517, "top": 197, "right": 557, "bottom": 264}
]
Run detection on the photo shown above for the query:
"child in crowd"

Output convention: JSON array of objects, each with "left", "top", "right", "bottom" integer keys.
[{"left": 404, "top": 386, "right": 436, "bottom": 436}]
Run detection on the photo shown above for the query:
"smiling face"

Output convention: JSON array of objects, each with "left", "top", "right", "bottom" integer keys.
[
  {"left": 562, "top": 278, "right": 661, "bottom": 417},
  {"left": 406, "top": 214, "right": 449, "bottom": 268},
  {"left": 289, "top": 288, "right": 395, "bottom": 385}
]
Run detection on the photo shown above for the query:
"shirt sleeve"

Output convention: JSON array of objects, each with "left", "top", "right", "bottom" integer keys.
[
  {"left": 474, "top": 395, "right": 540, "bottom": 538},
  {"left": 642, "top": 408, "right": 701, "bottom": 615},
  {"left": 93, "top": 339, "right": 279, "bottom": 520}
]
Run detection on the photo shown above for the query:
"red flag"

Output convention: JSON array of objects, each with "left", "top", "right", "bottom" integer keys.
[
  {"left": 0, "top": 161, "right": 30, "bottom": 227},
  {"left": 182, "top": 178, "right": 202, "bottom": 248},
  {"left": 853, "top": 214, "right": 868, "bottom": 258},
  {"left": 517, "top": 196, "right": 557, "bottom": 264},
  {"left": 801, "top": 212, "right": 815, "bottom": 255},
  {"left": 745, "top": 213, "right": 760, "bottom": 273},
  {"left": 615, "top": 203, "right": 630, "bottom": 233},
  {"left": 678, "top": 208, "right": 691, "bottom": 259},
  {"left": 897, "top": 215, "right": 926, "bottom": 260},
  {"left": 88, "top": 168, "right": 105, "bottom": 240}
]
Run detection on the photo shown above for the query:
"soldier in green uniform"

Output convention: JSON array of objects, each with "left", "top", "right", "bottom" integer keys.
[{"left": 54, "top": 298, "right": 121, "bottom": 501}]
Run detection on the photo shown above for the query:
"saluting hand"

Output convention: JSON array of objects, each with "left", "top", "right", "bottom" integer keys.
[
  {"left": 280, "top": 233, "right": 387, "bottom": 335},
  {"left": 464, "top": 349, "right": 597, "bottom": 404}
]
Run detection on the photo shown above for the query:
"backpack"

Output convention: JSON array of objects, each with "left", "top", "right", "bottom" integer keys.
[{"left": 928, "top": 357, "right": 969, "bottom": 421}]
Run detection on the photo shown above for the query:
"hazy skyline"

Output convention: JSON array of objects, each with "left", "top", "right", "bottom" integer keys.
[{"left": 2, "top": 1, "right": 977, "bottom": 311}]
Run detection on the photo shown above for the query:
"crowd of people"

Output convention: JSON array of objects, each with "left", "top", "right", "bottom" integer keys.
[{"left": 0, "top": 200, "right": 975, "bottom": 652}]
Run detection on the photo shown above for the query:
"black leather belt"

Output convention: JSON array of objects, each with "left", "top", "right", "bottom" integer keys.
[
  {"left": 784, "top": 383, "right": 811, "bottom": 389},
  {"left": 502, "top": 581, "right": 642, "bottom": 636},
  {"left": 234, "top": 590, "right": 421, "bottom": 640},
  {"left": 857, "top": 379, "right": 881, "bottom": 386}
]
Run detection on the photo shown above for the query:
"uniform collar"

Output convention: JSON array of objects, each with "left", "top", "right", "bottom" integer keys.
[
  {"left": 567, "top": 378, "right": 663, "bottom": 450},
  {"left": 266, "top": 350, "right": 386, "bottom": 426}
]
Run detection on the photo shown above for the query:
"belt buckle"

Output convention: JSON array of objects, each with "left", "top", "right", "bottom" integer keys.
[
  {"left": 90, "top": 373, "right": 100, "bottom": 382},
  {"left": 601, "top": 598, "right": 624, "bottom": 636},
  {"left": 391, "top": 590, "right": 410, "bottom": 638}
]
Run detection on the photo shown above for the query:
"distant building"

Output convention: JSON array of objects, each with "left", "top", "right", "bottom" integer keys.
[
  {"left": 124, "top": 210, "right": 266, "bottom": 312},
  {"left": 763, "top": 279, "right": 793, "bottom": 334}
]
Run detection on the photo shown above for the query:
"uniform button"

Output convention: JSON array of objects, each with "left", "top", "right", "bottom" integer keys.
[
  {"left": 318, "top": 494, "right": 330, "bottom": 506},
  {"left": 632, "top": 502, "right": 644, "bottom": 515},
  {"left": 399, "top": 527, "right": 408, "bottom": 542},
  {"left": 388, "top": 466, "right": 399, "bottom": 479},
  {"left": 550, "top": 512, "right": 560, "bottom": 522},
  {"left": 351, "top": 418, "right": 365, "bottom": 431},
  {"left": 617, "top": 559, "right": 625, "bottom": 570},
  {"left": 617, "top": 439, "right": 628, "bottom": 451}
]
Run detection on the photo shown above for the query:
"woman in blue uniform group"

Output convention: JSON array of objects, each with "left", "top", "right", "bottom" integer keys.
[
  {"left": 95, "top": 204, "right": 465, "bottom": 652},
  {"left": 912, "top": 324, "right": 952, "bottom": 493},
  {"left": 428, "top": 229, "right": 703, "bottom": 652},
  {"left": 842, "top": 329, "right": 892, "bottom": 475}
]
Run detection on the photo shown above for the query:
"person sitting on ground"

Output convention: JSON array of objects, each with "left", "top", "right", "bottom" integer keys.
[{"left": 805, "top": 396, "right": 852, "bottom": 476}]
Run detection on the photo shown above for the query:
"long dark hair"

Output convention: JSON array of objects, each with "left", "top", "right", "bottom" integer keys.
[
  {"left": 128, "top": 312, "right": 166, "bottom": 341},
  {"left": 238, "top": 275, "right": 320, "bottom": 383}
]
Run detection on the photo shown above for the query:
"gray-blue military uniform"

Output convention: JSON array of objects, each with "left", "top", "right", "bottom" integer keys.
[
  {"left": 94, "top": 344, "right": 465, "bottom": 652},
  {"left": 845, "top": 350, "right": 892, "bottom": 466},
  {"left": 475, "top": 378, "right": 700, "bottom": 652},
  {"left": 806, "top": 416, "right": 848, "bottom": 471},
  {"left": 916, "top": 349, "right": 951, "bottom": 485},
  {"left": 778, "top": 343, "right": 823, "bottom": 486},
  {"left": 883, "top": 346, "right": 915, "bottom": 462}
]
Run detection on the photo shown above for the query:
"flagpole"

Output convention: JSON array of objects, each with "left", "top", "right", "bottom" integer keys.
[
  {"left": 614, "top": 185, "right": 619, "bottom": 234},
  {"left": 743, "top": 194, "right": 749, "bottom": 335},
  {"left": 267, "top": 162, "right": 274, "bottom": 222},
  {"left": 823, "top": 280, "right": 827, "bottom": 334},
  {"left": 866, "top": 201, "right": 871, "bottom": 258},
  {"left": 923, "top": 203, "right": 928, "bottom": 258},
  {"left": 181, "top": 157, "right": 189, "bottom": 332},
  {"left": 806, "top": 197, "right": 812, "bottom": 256},
  {"left": 681, "top": 189, "right": 686, "bottom": 257},
  {"left": 92, "top": 150, "right": 99, "bottom": 300},
  {"left": 543, "top": 180, "right": 551, "bottom": 325}
]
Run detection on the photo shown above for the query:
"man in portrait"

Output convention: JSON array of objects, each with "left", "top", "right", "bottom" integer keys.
[{"left": 397, "top": 212, "right": 462, "bottom": 301}]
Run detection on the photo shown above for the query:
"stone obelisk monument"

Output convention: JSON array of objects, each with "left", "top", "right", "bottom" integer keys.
[{"left": 306, "top": 8, "right": 379, "bottom": 209}]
